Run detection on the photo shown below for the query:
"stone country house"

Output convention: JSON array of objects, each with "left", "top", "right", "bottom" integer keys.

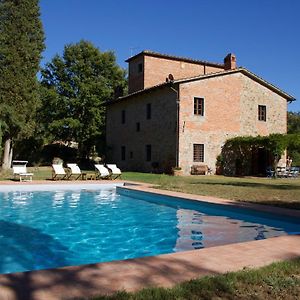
[{"left": 106, "top": 51, "right": 295, "bottom": 175}]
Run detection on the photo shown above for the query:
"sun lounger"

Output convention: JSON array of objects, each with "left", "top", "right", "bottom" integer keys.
[
  {"left": 52, "top": 164, "right": 67, "bottom": 180},
  {"left": 289, "top": 167, "right": 299, "bottom": 178},
  {"left": 12, "top": 160, "right": 33, "bottom": 182},
  {"left": 106, "top": 164, "right": 122, "bottom": 179},
  {"left": 95, "top": 164, "right": 111, "bottom": 179},
  {"left": 276, "top": 166, "right": 288, "bottom": 178},
  {"left": 66, "top": 163, "right": 82, "bottom": 180}
]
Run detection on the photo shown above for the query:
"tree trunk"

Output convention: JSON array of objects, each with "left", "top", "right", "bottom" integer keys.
[
  {"left": 2, "top": 138, "right": 13, "bottom": 170},
  {"left": 273, "top": 156, "right": 279, "bottom": 178}
]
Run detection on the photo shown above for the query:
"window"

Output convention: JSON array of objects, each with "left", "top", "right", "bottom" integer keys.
[
  {"left": 136, "top": 122, "right": 140, "bottom": 132},
  {"left": 121, "top": 110, "right": 126, "bottom": 124},
  {"left": 138, "top": 63, "right": 143, "bottom": 73},
  {"left": 193, "top": 144, "right": 204, "bottom": 162},
  {"left": 121, "top": 146, "right": 126, "bottom": 161},
  {"left": 130, "top": 151, "right": 133, "bottom": 159},
  {"left": 258, "top": 105, "right": 266, "bottom": 121},
  {"left": 146, "top": 103, "right": 151, "bottom": 119},
  {"left": 146, "top": 144, "right": 152, "bottom": 161},
  {"left": 194, "top": 97, "right": 204, "bottom": 116}
]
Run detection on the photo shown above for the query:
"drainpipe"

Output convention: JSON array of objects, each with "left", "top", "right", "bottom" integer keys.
[{"left": 169, "top": 82, "right": 180, "bottom": 168}]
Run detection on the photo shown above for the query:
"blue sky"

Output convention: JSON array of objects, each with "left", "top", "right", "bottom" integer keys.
[{"left": 40, "top": 0, "right": 300, "bottom": 112}]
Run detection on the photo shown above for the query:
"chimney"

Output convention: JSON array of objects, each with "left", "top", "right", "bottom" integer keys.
[{"left": 224, "top": 53, "right": 236, "bottom": 70}]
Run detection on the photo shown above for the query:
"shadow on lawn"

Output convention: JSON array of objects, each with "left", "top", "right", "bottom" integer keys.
[
  {"left": 243, "top": 200, "right": 300, "bottom": 210},
  {"left": 188, "top": 179, "right": 300, "bottom": 191}
]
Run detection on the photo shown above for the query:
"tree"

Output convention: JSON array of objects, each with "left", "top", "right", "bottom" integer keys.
[
  {"left": 40, "top": 40, "right": 127, "bottom": 160},
  {"left": 287, "top": 111, "right": 300, "bottom": 165},
  {"left": 0, "top": 121, "right": 2, "bottom": 158},
  {"left": 0, "top": 0, "right": 45, "bottom": 169},
  {"left": 287, "top": 111, "right": 300, "bottom": 133}
]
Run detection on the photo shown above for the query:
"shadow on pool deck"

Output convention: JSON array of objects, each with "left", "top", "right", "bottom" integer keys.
[
  {"left": 0, "top": 254, "right": 218, "bottom": 300},
  {"left": 0, "top": 235, "right": 300, "bottom": 300}
]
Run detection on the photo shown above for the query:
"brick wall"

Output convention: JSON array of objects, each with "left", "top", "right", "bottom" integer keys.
[
  {"left": 128, "top": 56, "right": 144, "bottom": 94},
  {"left": 106, "top": 87, "right": 178, "bottom": 172},
  {"left": 144, "top": 56, "right": 224, "bottom": 90},
  {"left": 128, "top": 54, "right": 224, "bottom": 93},
  {"left": 178, "top": 73, "right": 287, "bottom": 175}
]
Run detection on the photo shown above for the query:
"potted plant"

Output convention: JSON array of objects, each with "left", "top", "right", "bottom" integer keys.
[
  {"left": 215, "top": 155, "right": 224, "bottom": 175},
  {"left": 172, "top": 167, "right": 183, "bottom": 176}
]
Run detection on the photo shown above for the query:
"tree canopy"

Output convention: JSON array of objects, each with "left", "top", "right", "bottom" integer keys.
[
  {"left": 287, "top": 112, "right": 300, "bottom": 165},
  {"left": 288, "top": 111, "right": 300, "bottom": 133},
  {"left": 40, "top": 40, "right": 127, "bottom": 160},
  {"left": 0, "top": 0, "right": 45, "bottom": 168}
]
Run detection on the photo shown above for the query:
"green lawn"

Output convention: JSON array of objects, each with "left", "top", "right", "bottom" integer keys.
[
  {"left": 1, "top": 167, "right": 300, "bottom": 209},
  {"left": 93, "top": 258, "right": 300, "bottom": 300},
  {"left": 121, "top": 172, "right": 300, "bottom": 210}
]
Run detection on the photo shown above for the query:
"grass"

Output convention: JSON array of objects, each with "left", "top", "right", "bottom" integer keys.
[
  {"left": 121, "top": 172, "right": 300, "bottom": 210},
  {"left": 91, "top": 258, "right": 300, "bottom": 300},
  {"left": 1, "top": 167, "right": 300, "bottom": 209}
]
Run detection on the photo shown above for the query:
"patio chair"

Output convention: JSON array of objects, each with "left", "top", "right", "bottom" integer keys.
[
  {"left": 66, "top": 163, "right": 82, "bottom": 180},
  {"left": 52, "top": 164, "right": 67, "bottom": 180},
  {"left": 95, "top": 164, "right": 111, "bottom": 180},
  {"left": 289, "top": 167, "right": 299, "bottom": 179},
  {"left": 12, "top": 160, "right": 34, "bottom": 182},
  {"left": 106, "top": 164, "right": 122, "bottom": 179},
  {"left": 266, "top": 166, "right": 274, "bottom": 178}
]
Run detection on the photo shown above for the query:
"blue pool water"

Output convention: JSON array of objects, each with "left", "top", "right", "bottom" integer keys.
[{"left": 0, "top": 185, "right": 300, "bottom": 274}]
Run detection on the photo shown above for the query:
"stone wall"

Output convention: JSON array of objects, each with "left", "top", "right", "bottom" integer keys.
[
  {"left": 240, "top": 76, "right": 287, "bottom": 135},
  {"left": 106, "top": 87, "right": 177, "bottom": 172},
  {"left": 177, "top": 72, "right": 287, "bottom": 175}
]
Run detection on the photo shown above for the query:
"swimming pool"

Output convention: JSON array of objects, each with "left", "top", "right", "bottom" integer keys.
[{"left": 1, "top": 184, "right": 300, "bottom": 274}]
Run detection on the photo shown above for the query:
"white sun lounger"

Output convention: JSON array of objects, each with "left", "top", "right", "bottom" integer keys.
[
  {"left": 106, "top": 164, "right": 122, "bottom": 179},
  {"left": 66, "top": 163, "right": 82, "bottom": 180},
  {"left": 12, "top": 160, "right": 33, "bottom": 182},
  {"left": 95, "top": 164, "right": 111, "bottom": 179},
  {"left": 52, "top": 164, "right": 67, "bottom": 180}
]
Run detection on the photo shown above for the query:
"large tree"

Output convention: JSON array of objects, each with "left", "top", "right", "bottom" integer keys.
[
  {"left": 287, "top": 111, "right": 300, "bottom": 165},
  {"left": 40, "top": 40, "right": 127, "bottom": 160},
  {"left": 288, "top": 111, "right": 300, "bottom": 134},
  {"left": 0, "top": 0, "right": 45, "bottom": 169}
]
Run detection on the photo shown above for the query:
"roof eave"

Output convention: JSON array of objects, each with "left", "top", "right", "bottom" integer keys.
[
  {"left": 106, "top": 67, "right": 296, "bottom": 105},
  {"left": 105, "top": 82, "right": 175, "bottom": 106},
  {"left": 238, "top": 68, "right": 296, "bottom": 102},
  {"left": 125, "top": 50, "right": 224, "bottom": 68},
  {"left": 174, "top": 68, "right": 295, "bottom": 102}
]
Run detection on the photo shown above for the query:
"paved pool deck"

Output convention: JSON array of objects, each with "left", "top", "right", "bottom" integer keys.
[{"left": 0, "top": 180, "right": 300, "bottom": 300}]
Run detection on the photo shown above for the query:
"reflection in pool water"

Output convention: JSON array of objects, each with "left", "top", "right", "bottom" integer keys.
[{"left": 0, "top": 187, "right": 299, "bottom": 274}]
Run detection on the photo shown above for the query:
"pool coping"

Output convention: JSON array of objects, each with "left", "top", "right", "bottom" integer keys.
[
  {"left": 121, "top": 182, "right": 300, "bottom": 218},
  {"left": 0, "top": 180, "right": 300, "bottom": 300}
]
